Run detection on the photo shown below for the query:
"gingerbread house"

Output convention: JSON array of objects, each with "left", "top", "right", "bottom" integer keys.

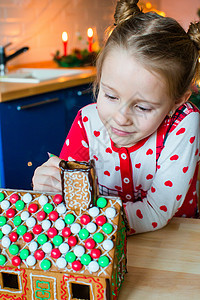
[{"left": 0, "top": 160, "right": 128, "bottom": 300}]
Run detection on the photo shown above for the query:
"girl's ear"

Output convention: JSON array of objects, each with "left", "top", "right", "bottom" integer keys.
[{"left": 173, "top": 90, "right": 192, "bottom": 111}]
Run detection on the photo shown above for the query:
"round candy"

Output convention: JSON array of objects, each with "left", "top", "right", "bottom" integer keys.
[
  {"left": 20, "top": 249, "right": 29, "bottom": 260},
  {"left": 38, "top": 195, "right": 48, "bottom": 206},
  {"left": 0, "top": 192, "right": 5, "bottom": 202},
  {"left": 97, "top": 197, "right": 107, "bottom": 208},
  {"left": 12, "top": 256, "right": 21, "bottom": 266},
  {"left": 80, "top": 254, "right": 92, "bottom": 266},
  {"left": 88, "top": 261, "right": 99, "bottom": 272},
  {"left": 17, "top": 225, "right": 27, "bottom": 236},
  {"left": 62, "top": 227, "right": 71, "bottom": 238},
  {"left": 102, "top": 240, "right": 114, "bottom": 251},
  {"left": 98, "top": 256, "right": 109, "bottom": 267},
  {"left": 96, "top": 216, "right": 107, "bottom": 226},
  {"left": 65, "top": 252, "right": 76, "bottom": 263},
  {"left": 71, "top": 223, "right": 81, "bottom": 234},
  {"left": 85, "top": 238, "right": 95, "bottom": 250},
  {"left": 26, "top": 217, "right": 36, "bottom": 228},
  {"left": 6, "top": 208, "right": 15, "bottom": 218},
  {"left": 21, "top": 211, "right": 30, "bottom": 221},
  {"left": 91, "top": 249, "right": 101, "bottom": 259},
  {"left": 26, "top": 255, "right": 36, "bottom": 266},
  {"left": 53, "top": 235, "right": 63, "bottom": 246},
  {"left": 9, "top": 193, "right": 19, "bottom": 204},
  {"left": 51, "top": 248, "right": 61, "bottom": 259},
  {"left": 105, "top": 207, "right": 116, "bottom": 219},
  {"left": 55, "top": 219, "right": 65, "bottom": 231},
  {"left": 53, "top": 194, "right": 63, "bottom": 205},
  {"left": 9, "top": 232, "right": 18, "bottom": 242},
  {"left": 13, "top": 216, "right": 22, "bottom": 226},
  {"left": 42, "top": 220, "right": 51, "bottom": 231},
  {"left": 22, "top": 193, "right": 32, "bottom": 204},
  {"left": 1, "top": 200, "right": 10, "bottom": 210},
  {"left": 28, "top": 203, "right": 38, "bottom": 214},
  {"left": 102, "top": 223, "right": 113, "bottom": 234},
  {"left": 34, "top": 249, "right": 45, "bottom": 260},
  {"left": 43, "top": 203, "right": 53, "bottom": 214},
  {"left": 15, "top": 200, "right": 25, "bottom": 211},
  {"left": 59, "top": 243, "right": 70, "bottom": 254},
  {"left": 9, "top": 244, "right": 19, "bottom": 255},
  {"left": 56, "top": 257, "right": 67, "bottom": 268},
  {"left": 2, "top": 236, "right": 11, "bottom": 247},
  {"left": 64, "top": 214, "right": 75, "bottom": 225},
  {"left": 68, "top": 236, "right": 77, "bottom": 247},
  {"left": 42, "top": 242, "right": 53, "bottom": 253},
  {"left": 37, "top": 234, "right": 48, "bottom": 245},
  {"left": 72, "top": 260, "right": 82, "bottom": 271},
  {"left": 37, "top": 211, "right": 46, "bottom": 221},
  {"left": 29, "top": 241, "right": 38, "bottom": 252},
  {"left": 23, "top": 232, "right": 33, "bottom": 243},
  {"left": 93, "top": 232, "right": 104, "bottom": 243},
  {"left": 47, "top": 228, "right": 58, "bottom": 239},
  {"left": 80, "top": 214, "right": 91, "bottom": 225},
  {"left": 0, "top": 254, "right": 6, "bottom": 265},
  {"left": 2, "top": 224, "right": 12, "bottom": 235},
  {"left": 33, "top": 224, "right": 42, "bottom": 235},
  {"left": 88, "top": 207, "right": 99, "bottom": 217},
  {"left": 78, "top": 228, "right": 89, "bottom": 240},
  {"left": 0, "top": 216, "right": 6, "bottom": 226},
  {"left": 0, "top": 231, "right": 3, "bottom": 240},
  {"left": 74, "top": 245, "right": 85, "bottom": 257},
  {"left": 56, "top": 203, "right": 66, "bottom": 215},
  {"left": 40, "top": 259, "right": 51, "bottom": 271},
  {"left": 49, "top": 211, "right": 59, "bottom": 222}
]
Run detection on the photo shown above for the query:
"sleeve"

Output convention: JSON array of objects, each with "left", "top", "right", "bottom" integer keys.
[
  {"left": 124, "top": 112, "right": 200, "bottom": 234},
  {"left": 59, "top": 110, "right": 90, "bottom": 162}
]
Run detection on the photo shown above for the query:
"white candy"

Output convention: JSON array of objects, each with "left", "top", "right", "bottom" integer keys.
[
  {"left": 105, "top": 207, "right": 116, "bottom": 219},
  {"left": 26, "top": 217, "right": 36, "bottom": 228},
  {"left": 1, "top": 236, "right": 11, "bottom": 248},
  {"left": 59, "top": 243, "right": 70, "bottom": 254},
  {"left": 55, "top": 219, "right": 65, "bottom": 231},
  {"left": 42, "top": 242, "right": 53, "bottom": 253},
  {"left": 88, "top": 261, "right": 99, "bottom": 273},
  {"left": 1, "top": 200, "right": 10, "bottom": 210},
  {"left": 21, "top": 211, "right": 30, "bottom": 221},
  {"left": 56, "top": 203, "right": 66, "bottom": 215},
  {"left": 22, "top": 193, "right": 32, "bottom": 203},
  {"left": 71, "top": 223, "right": 81, "bottom": 234},
  {"left": 2, "top": 224, "right": 12, "bottom": 235},
  {"left": 88, "top": 207, "right": 99, "bottom": 217},
  {"left": 86, "top": 222, "right": 97, "bottom": 233},
  {"left": 42, "top": 220, "right": 51, "bottom": 230},
  {"left": 74, "top": 245, "right": 85, "bottom": 257},
  {"left": 56, "top": 257, "right": 67, "bottom": 268},
  {"left": 29, "top": 241, "right": 38, "bottom": 252},
  {"left": 38, "top": 195, "right": 48, "bottom": 206},
  {"left": 102, "top": 239, "right": 114, "bottom": 251},
  {"left": 26, "top": 255, "right": 36, "bottom": 266}
]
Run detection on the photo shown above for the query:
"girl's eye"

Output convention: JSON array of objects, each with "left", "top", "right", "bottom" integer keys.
[
  {"left": 135, "top": 105, "right": 151, "bottom": 112},
  {"left": 104, "top": 93, "right": 118, "bottom": 100}
]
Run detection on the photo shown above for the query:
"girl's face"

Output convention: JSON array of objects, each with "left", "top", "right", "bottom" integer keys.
[{"left": 97, "top": 48, "right": 176, "bottom": 148}]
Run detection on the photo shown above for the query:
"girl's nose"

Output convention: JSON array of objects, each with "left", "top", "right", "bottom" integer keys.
[{"left": 113, "top": 105, "right": 133, "bottom": 125}]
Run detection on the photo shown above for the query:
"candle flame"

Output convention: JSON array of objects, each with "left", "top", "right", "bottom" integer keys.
[
  {"left": 62, "top": 31, "right": 68, "bottom": 42},
  {"left": 87, "top": 28, "right": 93, "bottom": 38}
]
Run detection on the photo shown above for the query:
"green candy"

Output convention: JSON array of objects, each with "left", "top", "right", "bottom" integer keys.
[
  {"left": 37, "top": 234, "right": 48, "bottom": 245},
  {"left": 65, "top": 252, "right": 76, "bottom": 263},
  {"left": 0, "top": 231, "right": 3, "bottom": 239},
  {"left": 96, "top": 197, "right": 107, "bottom": 208},
  {"left": 13, "top": 216, "right": 22, "bottom": 226},
  {"left": 93, "top": 232, "right": 104, "bottom": 243},
  {"left": 79, "top": 228, "right": 89, "bottom": 240},
  {"left": 20, "top": 249, "right": 29, "bottom": 260},
  {"left": 98, "top": 256, "right": 109, "bottom": 267},
  {"left": 15, "top": 200, "right": 25, "bottom": 211},
  {"left": 9, "top": 244, "right": 19, "bottom": 255},
  {"left": 0, "top": 216, "right": 6, "bottom": 226},
  {"left": 0, "top": 254, "right": 6, "bottom": 265},
  {"left": 43, "top": 203, "right": 53, "bottom": 214},
  {"left": 0, "top": 193, "right": 5, "bottom": 202},
  {"left": 53, "top": 235, "right": 63, "bottom": 246},
  {"left": 40, "top": 259, "right": 51, "bottom": 271},
  {"left": 17, "top": 225, "right": 27, "bottom": 236},
  {"left": 102, "top": 223, "right": 113, "bottom": 234},
  {"left": 64, "top": 214, "right": 75, "bottom": 225},
  {"left": 80, "top": 254, "right": 91, "bottom": 265}
]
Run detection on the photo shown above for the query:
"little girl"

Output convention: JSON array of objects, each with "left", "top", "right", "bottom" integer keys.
[{"left": 33, "top": 0, "right": 200, "bottom": 234}]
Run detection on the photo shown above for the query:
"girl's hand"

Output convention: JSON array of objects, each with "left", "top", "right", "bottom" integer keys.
[{"left": 32, "top": 156, "right": 62, "bottom": 193}]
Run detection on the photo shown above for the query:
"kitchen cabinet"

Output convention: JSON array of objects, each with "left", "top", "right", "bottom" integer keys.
[{"left": 0, "top": 83, "right": 93, "bottom": 190}]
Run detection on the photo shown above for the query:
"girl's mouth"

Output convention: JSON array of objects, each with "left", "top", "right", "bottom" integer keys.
[{"left": 111, "top": 126, "right": 134, "bottom": 136}]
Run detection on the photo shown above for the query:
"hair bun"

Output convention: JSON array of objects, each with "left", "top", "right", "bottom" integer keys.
[
  {"left": 114, "top": 0, "right": 142, "bottom": 26},
  {"left": 187, "top": 21, "right": 200, "bottom": 51}
]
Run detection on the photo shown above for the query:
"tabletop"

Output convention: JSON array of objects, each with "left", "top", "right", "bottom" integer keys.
[{"left": 118, "top": 217, "right": 200, "bottom": 300}]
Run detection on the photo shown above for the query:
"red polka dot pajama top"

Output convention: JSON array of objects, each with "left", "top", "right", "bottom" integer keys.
[{"left": 60, "top": 102, "right": 200, "bottom": 234}]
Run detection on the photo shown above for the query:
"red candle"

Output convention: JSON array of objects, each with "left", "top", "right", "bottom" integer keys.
[
  {"left": 62, "top": 31, "right": 68, "bottom": 56},
  {"left": 87, "top": 28, "right": 93, "bottom": 52}
]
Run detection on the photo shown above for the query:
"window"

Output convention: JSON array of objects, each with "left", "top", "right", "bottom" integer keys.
[
  {"left": 2, "top": 272, "right": 19, "bottom": 289},
  {"left": 71, "top": 283, "right": 90, "bottom": 300}
]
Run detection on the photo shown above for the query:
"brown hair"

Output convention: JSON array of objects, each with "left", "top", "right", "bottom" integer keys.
[{"left": 94, "top": 0, "right": 200, "bottom": 102}]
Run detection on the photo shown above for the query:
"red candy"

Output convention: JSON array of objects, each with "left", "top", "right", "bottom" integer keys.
[
  {"left": 68, "top": 236, "right": 77, "bottom": 247},
  {"left": 85, "top": 238, "right": 95, "bottom": 249},
  {"left": 80, "top": 214, "right": 90, "bottom": 225},
  {"left": 91, "top": 249, "right": 101, "bottom": 259},
  {"left": 28, "top": 203, "right": 38, "bottom": 214},
  {"left": 12, "top": 256, "right": 21, "bottom": 266},
  {"left": 72, "top": 260, "right": 82, "bottom": 271},
  {"left": 53, "top": 194, "right": 63, "bottom": 205},
  {"left": 6, "top": 208, "right": 16, "bottom": 218},
  {"left": 34, "top": 250, "right": 45, "bottom": 260},
  {"left": 49, "top": 211, "right": 59, "bottom": 221},
  {"left": 9, "top": 232, "right": 18, "bottom": 242},
  {"left": 23, "top": 232, "right": 33, "bottom": 243},
  {"left": 51, "top": 248, "right": 61, "bottom": 259},
  {"left": 47, "top": 228, "right": 58, "bottom": 238},
  {"left": 37, "top": 211, "right": 46, "bottom": 221},
  {"left": 96, "top": 216, "right": 107, "bottom": 226},
  {"left": 10, "top": 194, "right": 19, "bottom": 204},
  {"left": 62, "top": 227, "right": 71, "bottom": 238},
  {"left": 33, "top": 224, "right": 42, "bottom": 235}
]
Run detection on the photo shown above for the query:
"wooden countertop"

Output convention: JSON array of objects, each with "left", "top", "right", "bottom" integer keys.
[
  {"left": 119, "top": 217, "right": 200, "bottom": 299},
  {"left": 0, "top": 61, "right": 96, "bottom": 102}
]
